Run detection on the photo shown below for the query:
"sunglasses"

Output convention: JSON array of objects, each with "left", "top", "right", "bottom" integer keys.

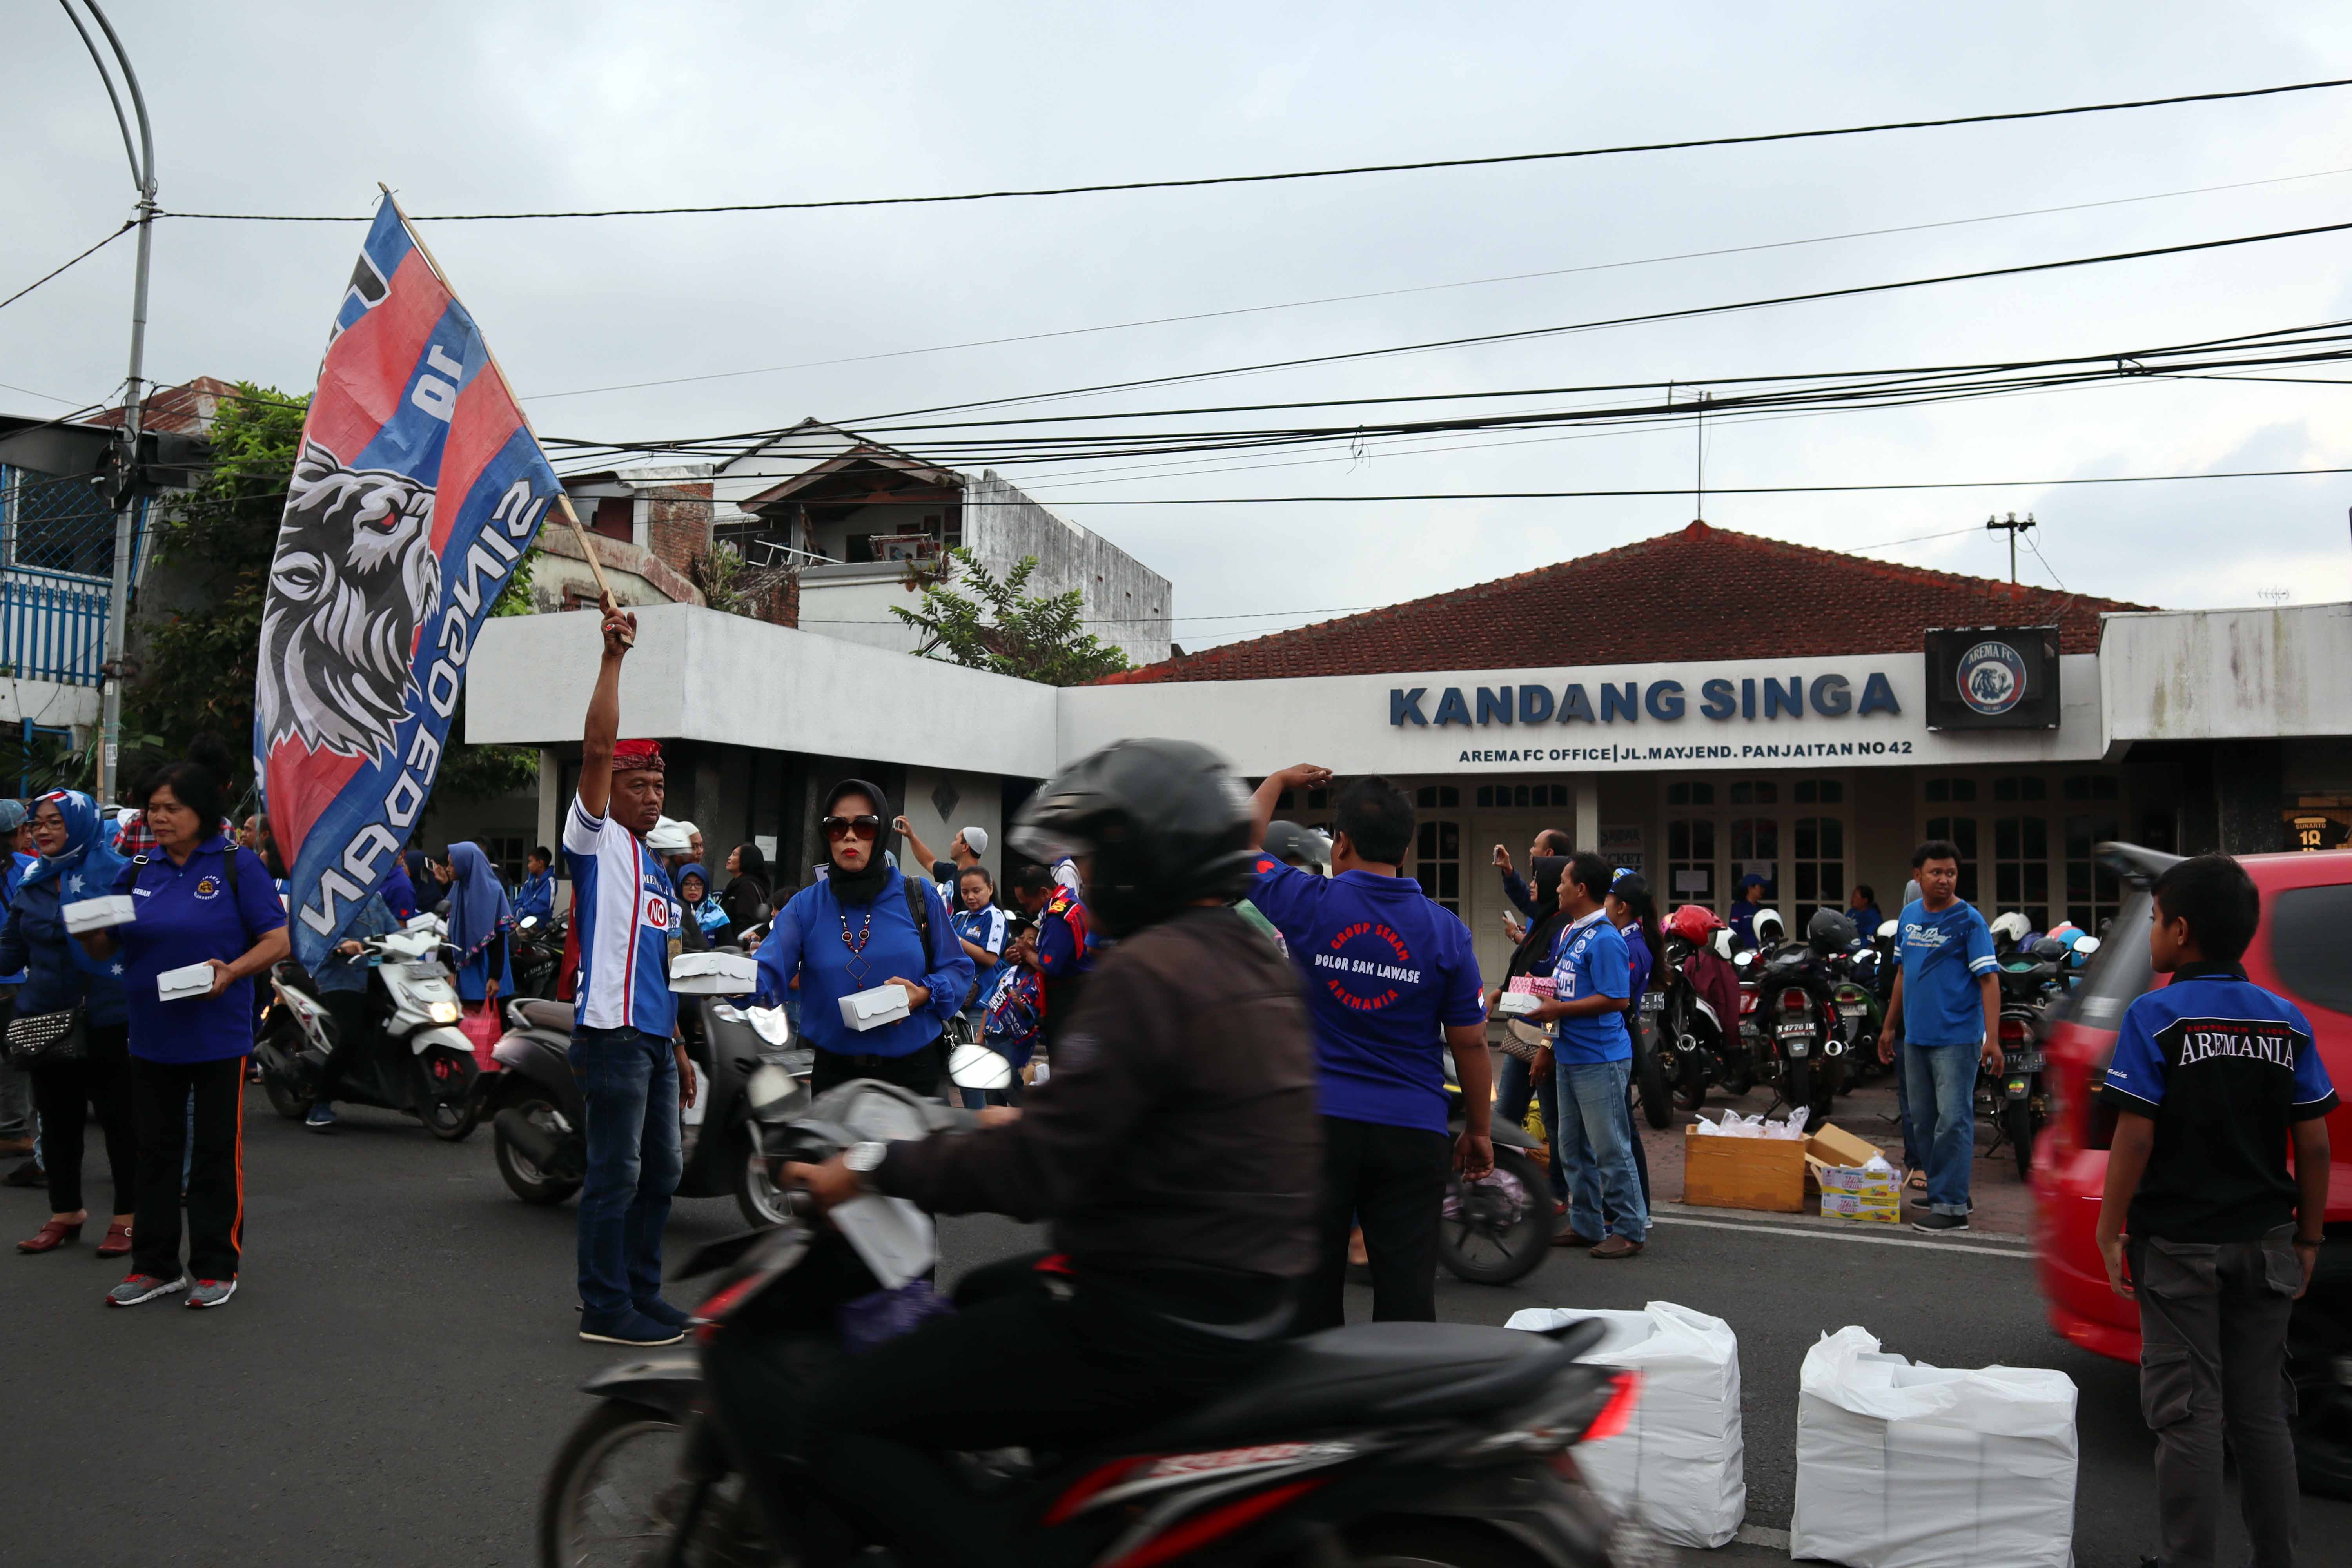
[{"left": 822, "top": 814, "right": 882, "bottom": 843}]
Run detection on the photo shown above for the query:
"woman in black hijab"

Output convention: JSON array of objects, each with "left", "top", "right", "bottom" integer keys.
[{"left": 720, "top": 840, "right": 771, "bottom": 942}]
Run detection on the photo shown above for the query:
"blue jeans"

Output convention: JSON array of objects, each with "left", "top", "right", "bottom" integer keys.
[
  {"left": 1555, "top": 1057, "right": 1648, "bottom": 1243},
  {"left": 1903, "top": 1041, "right": 1976, "bottom": 1216},
  {"left": 570, "top": 1027, "right": 684, "bottom": 1319},
  {"left": 1495, "top": 1049, "right": 1566, "bottom": 1201},
  {"left": 1892, "top": 1041, "right": 1925, "bottom": 1170}
]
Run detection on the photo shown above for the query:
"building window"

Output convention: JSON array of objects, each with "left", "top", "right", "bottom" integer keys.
[
  {"left": 1666, "top": 781, "right": 1715, "bottom": 807},
  {"left": 1924, "top": 777, "right": 1979, "bottom": 804},
  {"left": 1793, "top": 779, "right": 1843, "bottom": 805},
  {"left": 1993, "top": 775, "right": 2048, "bottom": 803},
  {"left": 1791, "top": 817, "right": 1844, "bottom": 926},
  {"left": 1415, "top": 785, "right": 1459, "bottom": 809},
  {"left": 2063, "top": 774, "right": 2119, "bottom": 802},
  {"left": 2065, "top": 810, "right": 2123, "bottom": 931},
  {"left": 1666, "top": 817, "right": 1717, "bottom": 908},
  {"left": 1729, "top": 815, "right": 1779, "bottom": 902},
  {"left": 1728, "top": 780, "right": 1778, "bottom": 805},
  {"left": 1924, "top": 814, "right": 1981, "bottom": 905},
  {"left": 1993, "top": 814, "right": 2051, "bottom": 929},
  {"left": 1474, "top": 782, "right": 1571, "bottom": 809},
  {"left": 0, "top": 465, "right": 114, "bottom": 578},
  {"left": 1414, "top": 818, "right": 1461, "bottom": 913},
  {"left": 479, "top": 835, "right": 527, "bottom": 888}
]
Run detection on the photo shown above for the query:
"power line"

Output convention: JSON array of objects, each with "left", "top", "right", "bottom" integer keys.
[
  {"left": 156, "top": 76, "right": 2352, "bottom": 223},
  {"left": 517, "top": 162, "right": 2352, "bottom": 404},
  {"left": 0, "top": 221, "right": 132, "bottom": 314}
]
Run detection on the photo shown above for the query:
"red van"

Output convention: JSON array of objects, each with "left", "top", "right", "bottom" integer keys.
[{"left": 2033, "top": 843, "right": 2352, "bottom": 1496}]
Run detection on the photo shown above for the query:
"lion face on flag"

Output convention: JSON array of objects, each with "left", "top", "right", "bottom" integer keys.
[{"left": 256, "top": 441, "right": 442, "bottom": 762}]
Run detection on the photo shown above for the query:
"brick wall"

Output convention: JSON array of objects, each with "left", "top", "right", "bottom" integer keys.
[{"left": 643, "top": 481, "right": 713, "bottom": 577}]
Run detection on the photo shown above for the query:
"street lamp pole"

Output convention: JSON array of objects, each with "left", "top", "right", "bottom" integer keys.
[{"left": 60, "top": 0, "right": 157, "bottom": 805}]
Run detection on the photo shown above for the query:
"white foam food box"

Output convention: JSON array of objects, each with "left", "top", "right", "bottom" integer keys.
[
  {"left": 157, "top": 961, "right": 217, "bottom": 1002},
  {"left": 62, "top": 895, "right": 136, "bottom": 934},
  {"left": 670, "top": 951, "right": 758, "bottom": 995},
  {"left": 839, "top": 983, "right": 912, "bottom": 1031}
]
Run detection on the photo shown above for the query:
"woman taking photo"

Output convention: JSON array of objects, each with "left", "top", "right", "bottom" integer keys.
[
  {"left": 5, "top": 790, "right": 135, "bottom": 1258},
  {"left": 753, "top": 780, "right": 971, "bottom": 1096},
  {"left": 720, "top": 842, "right": 770, "bottom": 943},
  {"left": 78, "top": 740, "right": 287, "bottom": 1309},
  {"left": 434, "top": 842, "right": 514, "bottom": 1013}
]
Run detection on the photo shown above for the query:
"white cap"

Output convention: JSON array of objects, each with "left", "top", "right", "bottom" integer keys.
[
  {"left": 646, "top": 817, "right": 691, "bottom": 853},
  {"left": 957, "top": 826, "right": 989, "bottom": 858}
]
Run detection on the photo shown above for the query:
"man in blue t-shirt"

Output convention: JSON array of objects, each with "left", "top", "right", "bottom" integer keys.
[
  {"left": 1250, "top": 766, "right": 1490, "bottom": 1330},
  {"left": 1525, "top": 852, "right": 1648, "bottom": 1257},
  {"left": 2093, "top": 855, "right": 2334, "bottom": 1568},
  {"left": 1880, "top": 839, "right": 2000, "bottom": 1232}
]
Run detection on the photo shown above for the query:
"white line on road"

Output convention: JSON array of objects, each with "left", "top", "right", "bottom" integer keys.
[{"left": 1649, "top": 1213, "right": 2035, "bottom": 1258}]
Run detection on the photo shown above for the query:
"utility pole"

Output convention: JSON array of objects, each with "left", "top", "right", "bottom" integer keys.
[
  {"left": 1692, "top": 390, "right": 1710, "bottom": 523},
  {"left": 1985, "top": 510, "right": 2035, "bottom": 585},
  {"left": 62, "top": 0, "right": 156, "bottom": 804}
]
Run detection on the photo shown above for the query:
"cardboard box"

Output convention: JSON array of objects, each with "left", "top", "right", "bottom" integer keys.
[
  {"left": 671, "top": 951, "right": 757, "bottom": 995},
  {"left": 62, "top": 895, "right": 136, "bottom": 934},
  {"left": 1806, "top": 1123, "right": 1882, "bottom": 1169},
  {"left": 1802, "top": 1122, "right": 1902, "bottom": 1223},
  {"left": 1682, "top": 1123, "right": 1809, "bottom": 1213},
  {"left": 157, "top": 961, "right": 216, "bottom": 1002},
  {"left": 839, "top": 983, "right": 912, "bottom": 1032},
  {"left": 1495, "top": 992, "right": 1544, "bottom": 1018}
]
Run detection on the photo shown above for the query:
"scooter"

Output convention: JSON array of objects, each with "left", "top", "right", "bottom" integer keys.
[
  {"left": 257, "top": 919, "right": 483, "bottom": 1140},
  {"left": 537, "top": 1073, "right": 1657, "bottom": 1568},
  {"left": 1438, "top": 1050, "right": 1553, "bottom": 1287},
  {"left": 1982, "top": 934, "right": 2073, "bottom": 1180},
  {"left": 511, "top": 909, "right": 568, "bottom": 999},
  {"left": 481, "top": 991, "right": 813, "bottom": 1225}
]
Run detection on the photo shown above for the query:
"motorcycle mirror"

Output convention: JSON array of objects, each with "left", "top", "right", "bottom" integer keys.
[
  {"left": 948, "top": 1041, "right": 1013, "bottom": 1091},
  {"left": 1876, "top": 919, "right": 1898, "bottom": 940},
  {"left": 1733, "top": 951, "right": 1754, "bottom": 969},
  {"left": 2073, "top": 936, "right": 2101, "bottom": 956},
  {"left": 519, "top": 916, "right": 539, "bottom": 931},
  {"left": 744, "top": 1005, "right": 791, "bottom": 1048},
  {"left": 745, "top": 1063, "right": 807, "bottom": 1123}
]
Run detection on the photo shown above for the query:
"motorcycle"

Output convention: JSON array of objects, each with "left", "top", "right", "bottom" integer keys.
[
  {"left": 511, "top": 909, "right": 568, "bottom": 999},
  {"left": 1729, "top": 912, "right": 1845, "bottom": 1124},
  {"left": 537, "top": 1072, "right": 1659, "bottom": 1568},
  {"left": 1438, "top": 1049, "right": 1554, "bottom": 1286},
  {"left": 482, "top": 990, "right": 813, "bottom": 1226},
  {"left": 1982, "top": 934, "right": 2071, "bottom": 1180},
  {"left": 257, "top": 918, "right": 482, "bottom": 1140}
]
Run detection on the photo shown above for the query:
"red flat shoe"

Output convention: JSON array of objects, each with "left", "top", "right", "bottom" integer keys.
[
  {"left": 17, "top": 1220, "right": 82, "bottom": 1254},
  {"left": 94, "top": 1223, "right": 132, "bottom": 1259}
]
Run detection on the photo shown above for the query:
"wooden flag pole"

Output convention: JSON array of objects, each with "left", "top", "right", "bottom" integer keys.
[{"left": 376, "top": 184, "right": 626, "bottom": 630}]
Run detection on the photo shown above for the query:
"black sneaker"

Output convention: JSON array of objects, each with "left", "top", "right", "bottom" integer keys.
[
  {"left": 1911, "top": 1211, "right": 1970, "bottom": 1233},
  {"left": 578, "top": 1309, "right": 684, "bottom": 1348}
]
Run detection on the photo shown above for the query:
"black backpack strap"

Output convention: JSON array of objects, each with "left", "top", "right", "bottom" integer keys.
[{"left": 905, "top": 877, "right": 932, "bottom": 954}]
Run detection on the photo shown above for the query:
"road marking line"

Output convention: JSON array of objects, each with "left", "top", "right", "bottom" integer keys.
[
  {"left": 1648, "top": 1214, "right": 2034, "bottom": 1258},
  {"left": 1733, "top": 1524, "right": 1791, "bottom": 1548},
  {"left": 1668, "top": 1200, "right": 2031, "bottom": 1245}
]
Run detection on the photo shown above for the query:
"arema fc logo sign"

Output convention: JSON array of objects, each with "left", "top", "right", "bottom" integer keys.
[{"left": 1956, "top": 640, "right": 2029, "bottom": 716}]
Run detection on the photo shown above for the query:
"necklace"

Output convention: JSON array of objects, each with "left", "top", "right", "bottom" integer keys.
[{"left": 838, "top": 901, "right": 878, "bottom": 988}]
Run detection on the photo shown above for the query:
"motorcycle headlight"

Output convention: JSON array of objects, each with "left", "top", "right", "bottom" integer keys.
[{"left": 428, "top": 1001, "right": 462, "bottom": 1024}]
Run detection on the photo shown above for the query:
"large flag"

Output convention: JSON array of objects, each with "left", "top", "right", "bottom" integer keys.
[{"left": 257, "top": 194, "right": 559, "bottom": 968}]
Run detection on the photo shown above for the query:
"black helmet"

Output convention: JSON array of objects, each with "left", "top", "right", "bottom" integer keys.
[
  {"left": 1807, "top": 906, "right": 1858, "bottom": 955},
  {"left": 1008, "top": 739, "right": 1257, "bottom": 939}
]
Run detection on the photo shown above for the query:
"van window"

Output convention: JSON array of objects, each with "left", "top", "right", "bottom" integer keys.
[
  {"left": 2269, "top": 884, "right": 2352, "bottom": 1017},
  {"left": 2057, "top": 887, "right": 2154, "bottom": 1038}
]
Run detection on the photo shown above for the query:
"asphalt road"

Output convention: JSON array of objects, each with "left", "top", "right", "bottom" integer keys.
[{"left": 0, "top": 1091, "right": 2343, "bottom": 1567}]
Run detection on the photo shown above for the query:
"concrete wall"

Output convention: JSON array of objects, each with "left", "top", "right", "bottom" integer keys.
[
  {"left": 796, "top": 564, "right": 926, "bottom": 654},
  {"left": 963, "top": 472, "right": 1172, "bottom": 667},
  {"left": 2102, "top": 601, "right": 2352, "bottom": 744}
]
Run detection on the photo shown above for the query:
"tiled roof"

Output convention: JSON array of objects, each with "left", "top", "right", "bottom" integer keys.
[{"left": 1102, "top": 521, "right": 2146, "bottom": 684}]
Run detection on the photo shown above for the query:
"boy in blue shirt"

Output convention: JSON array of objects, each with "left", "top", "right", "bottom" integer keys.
[
  {"left": 1881, "top": 839, "right": 2000, "bottom": 1232},
  {"left": 1250, "top": 765, "right": 1491, "bottom": 1328},
  {"left": 2096, "top": 855, "right": 2333, "bottom": 1568},
  {"left": 515, "top": 846, "right": 556, "bottom": 925},
  {"left": 1526, "top": 852, "right": 1646, "bottom": 1258}
]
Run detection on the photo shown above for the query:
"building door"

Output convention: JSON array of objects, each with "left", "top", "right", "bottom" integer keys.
[
  {"left": 1414, "top": 816, "right": 1463, "bottom": 916},
  {"left": 1664, "top": 780, "right": 1718, "bottom": 910}
]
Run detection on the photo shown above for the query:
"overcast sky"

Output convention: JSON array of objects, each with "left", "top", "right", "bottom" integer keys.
[{"left": 11, "top": 2, "right": 2352, "bottom": 647}]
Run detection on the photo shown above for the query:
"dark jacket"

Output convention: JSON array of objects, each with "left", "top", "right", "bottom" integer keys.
[
  {"left": 876, "top": 906, "right": 1321, "bottom": 1278},
  {"left": 0, "top": 873, "right": 129, "bottom": 1027}
]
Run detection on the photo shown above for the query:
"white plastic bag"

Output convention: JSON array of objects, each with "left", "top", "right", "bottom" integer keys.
[
  {"left": 1791, "top": 1326, "right": 2078, "bottom": 1568},
  {"left": 1506, "top": 1302, "right": 1746, "bottom": 1548}
]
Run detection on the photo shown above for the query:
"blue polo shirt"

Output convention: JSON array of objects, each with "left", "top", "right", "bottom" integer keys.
[
  {"left": 1896, "top": 897, "right": 1998, "bottom": 1046},
  {"left": 113, "top": 837, "right": 287, "bottom": 1063},
  {"left": 1550, "top": 910, "right": 1633, "bottom": 1064},
  {"left": 1249, "top": 858, "right": 1486, "bottom": 1135}
]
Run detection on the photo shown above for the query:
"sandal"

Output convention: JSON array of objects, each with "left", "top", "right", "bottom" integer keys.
[
  {"left": 95, "top": 1223, "right": 133, "bottom": 1259},
  {"left": 16, "top": 1219, "right": 82, "bottom": 1254},
  {"left": 1905, "top": 1169, "right": 1928, "bottom": 1192}
]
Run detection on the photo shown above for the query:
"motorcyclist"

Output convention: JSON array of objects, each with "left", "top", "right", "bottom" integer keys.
[{"left": 746, "top": 738, "right": 1322, "bottom": 1568}]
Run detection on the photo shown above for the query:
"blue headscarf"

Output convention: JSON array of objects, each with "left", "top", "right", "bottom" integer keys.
[
  {"left": 23, "top": 789, "right": 129, "bottom": 897},
  {"left": 443, "top": 842, "right": 514, "bottom": 962},
  {"left": 381, "top": 860, "right": 419, "bottom": 922}
]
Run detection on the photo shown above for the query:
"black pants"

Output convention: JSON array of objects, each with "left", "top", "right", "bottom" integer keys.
[
  {"left": 319, "top": 989, "right": 370, "bottom": 1098},
  {"left": 810, "top": 1037, "right": 944, "bottom": 1098},
  {"left": 711, "top": 1252, "right": 1286, "bottom": 1568},
  {"left": 2132, "top": 1229, "right": 2303, "bottom": 1568},
  {"left": 130, "top": 1056, "right": 245, "bottom": 1282},
  {"left": 1304, "top": 1114, "right": 1452, "bottom": 1331},
  {"left": 31, "top": 1023, "right": 136, "bottom": 1216}
]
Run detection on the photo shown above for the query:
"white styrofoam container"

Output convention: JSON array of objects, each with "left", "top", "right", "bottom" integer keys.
[
  {"left": 670, "top": 951, "right": 757, "bottom": 995},
  {"left": 1506, "top": 1302, "right": 1747, "bottom": 1548},
  {"left": 62, "top": 895, "right": 136, "bottom": 934},
  {"left": 1495, "top": 991, "right": 1544, "bottom": 1018},
  {"left": 157, "top": 961, "right": 217, "bottom": 1001},
  {"left": 839, "top": 983, "right": 912, "bottom": 1031},
  {"left": 1792, "top": 1326, "right": 2078, "bottom": 1568}
]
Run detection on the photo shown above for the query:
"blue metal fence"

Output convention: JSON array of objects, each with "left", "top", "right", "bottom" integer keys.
[{"left": 0, "top": 568, "right": 109, "bottom": 686}]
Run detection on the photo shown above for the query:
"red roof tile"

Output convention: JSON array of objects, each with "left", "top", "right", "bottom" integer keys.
[{"left": 1103, "top": 521, "right": 2146, "bottom": 684}]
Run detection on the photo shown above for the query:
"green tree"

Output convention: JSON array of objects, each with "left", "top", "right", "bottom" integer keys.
[
  {"left": 891, "top": 549, "right": 1131, "bottom": 686},
  {"left": 132, "top": 381, "right": 541, "bottom": 809}
]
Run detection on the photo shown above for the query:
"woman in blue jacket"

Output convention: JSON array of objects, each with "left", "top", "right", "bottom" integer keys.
[
  {"left": 433, "top": 842, "right": 514, "bottom": 1009},
  {"left": 5, "top": 791, "right": 135, "bottom": 1258},
  {"left": 754, "top": 780, "right": 971, "bottom": 1097}
]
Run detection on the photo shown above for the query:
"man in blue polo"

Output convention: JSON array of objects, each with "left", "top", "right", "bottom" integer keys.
[
  {"left": 1249, "top": 765, "right": 1490, "bottom": 1328},
  {"left": 1880, "top": 839, "right": 2000, "bottom": 1232}
]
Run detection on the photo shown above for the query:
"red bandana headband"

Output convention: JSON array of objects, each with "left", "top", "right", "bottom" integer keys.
[{"left": 612, "top": 739, "right": 665, "bottom": 773}]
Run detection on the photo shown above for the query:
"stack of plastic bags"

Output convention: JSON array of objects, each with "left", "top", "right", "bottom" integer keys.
[
  {"left": 1792, "top": 1326, "right": 2078, "bottom": 1567},
  {"left": 1505, "top": 1302, "right": 1746, "bottom": 1549},
  {"left": 1688, "top": 1107, "right": 1810, "bottom": 1139}
]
